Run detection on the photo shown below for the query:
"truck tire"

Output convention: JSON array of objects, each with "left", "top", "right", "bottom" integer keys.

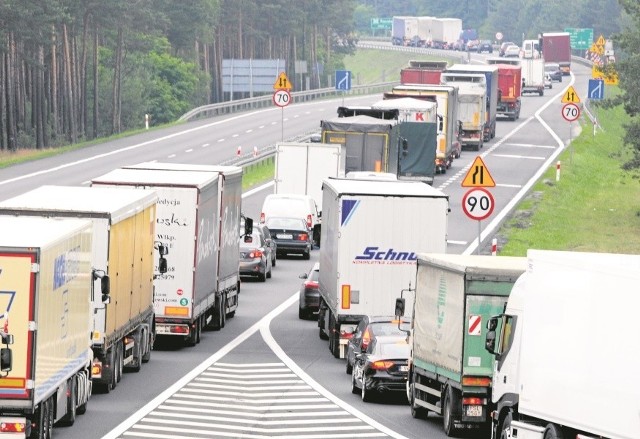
[
  {"left": 319, "top": 326, "right": 329, "bottom": 340},
  {"left": 499, "top": 412, "right": 513, "bottom": 439},
  {"left": 328, "top": 314, "right": 340, "bottom": 358},
  {"left": 543, "top": 423, "right": 564, "bottom": 439},
  {"left": 443, "top": 386, "right": 462, "bottom": 437},
  {"left": 116, "top": 343, "right": 124, "bottom": 383}
]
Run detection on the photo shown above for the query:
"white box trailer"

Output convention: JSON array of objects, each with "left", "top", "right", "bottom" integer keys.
[
  {"left": 521, "top": 58, "right": 545, "bottom": 96},
  {"left": 92, "top": 168, "right": 233, "bottom": 346},
  {"left": 318, "top": 177, "right": 449, "bottom": 358},
  {"left": 274, "top": 142, "right": 345, "bottom": 213},
  {"left": 487, "top": 250, "right": 640, "bottom": 439},
  {"left": 123, "top": 162, "right": 243, "bottom": 306},
  {"left": 0, "top": 185, "right": 161, "bottom": 392},
  {"left": 0, "top": 216, "right": 94, "bottom": 438}
]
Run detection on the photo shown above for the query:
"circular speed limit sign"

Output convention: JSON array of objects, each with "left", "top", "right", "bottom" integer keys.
[
  {"left": 273, "top": 89, "right": 291, "bottom": 108},
  {"left": 562, "top": 103, "right": 581, "bottom": 122},
  {"left": 462, "top": 188, "right": 495, "bottom": 221}
]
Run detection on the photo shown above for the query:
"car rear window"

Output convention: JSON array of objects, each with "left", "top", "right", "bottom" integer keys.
[
  {"left": 375, "top": 341, "right": 410, "bottom": 357},
  {"left": 240, "top": 232, "right": 261, "bottom": 248},
  {"left": 266, "top": 217, "right": 306, "bottom": 230},
  {"left": 370, "top": 322, "right": 407, "bottom": 336},
  {"left": 264, "top": 198, "right": 308, "bottom": 216}
]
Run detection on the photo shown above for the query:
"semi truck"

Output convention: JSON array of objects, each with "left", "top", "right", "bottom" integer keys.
[
  {"left": 92, "top": 168, "right": 239, "bottom": 346},
  {"left": 521, "top": 58, "right": 546, "bottom": 96},
  {"left": 370, "top": 97, "right": 439, "bottom": 180},
  {"left": 400, "top": 60, "right": 449, "bottom": 85},
  {"left": 0, "top": 185, "right": 166, "bottom": 392},
  {"left": 444, "top": 64, "right": 498, "bottom": 141},
  {"left": 0, "top": 216, "right": 97, "bottom": 438},
  {"left": 431, "top": 18, "right": 462, "bottom": 49},
  {"left": 541, "top": 32, "right": 571, "bottom": 75},
  {"left": 441, "top": 73, "right": 487, "bottom": 151},
  {"left": 485, "top": 250, "right": 640, "bottom": 439},
  {"left": 496, "top": 64, "right": 522, "bottom": 120},
  {"left": 121, "top": 162, "right": 244, "bottom": 299},
  {"left": 392, "top": 16, "right": 418, "bottom": 46},
  {"left": 317, "top": 178, "right": 449, "bottom": 359},
  {"left": 320, "top": 114, "right": 400, "bottom": 175},
  {"left": 273, "top": 142, "right": 345, "bottom": 214},
  {"left": 395, "top": 254, "right": 526, "bottom": 437},
  {"left": 387, "top": 84, "right": 462, "bottom": 172}
]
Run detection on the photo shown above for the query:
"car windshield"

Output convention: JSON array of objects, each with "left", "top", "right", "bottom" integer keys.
[{"left": 266, "top": 217, "right": 306, "bottom": 230}]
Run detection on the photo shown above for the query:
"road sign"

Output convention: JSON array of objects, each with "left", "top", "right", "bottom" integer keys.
[
  {"left": 562, "top": 103, "right": 581, "bottom": 122},
  {"left": 561, "top": 86, "right": 581, "bottom": 104},
  {"left": 272, "top": 89, "right": 291, "bottom": 108},
  {"left": 596, "top": 35, "right": 606, "bottom": 47},
  {"left": 461, "top": 156, "right": 496, "bottom": 188},
  {"left": 588, "top": 79, "right": 604, "bottom": 100},
  {"left": 273, "top": 72, "right": 292, "bottom": 90},
  {"left": 335, "top": 70, "right": 352, "bottom": 91},
  {"left": 565, "top": 28, "right": 593, "bottom": 50},
  {"left": 590, "top": 43, "right": 604, "bottom": 56},
  {"left": 604, "top": 72, "right": 619, "bottom": 85},
  {"left": 495, "top": 32, "right": 503, "bottom": 41},
  {"left": 370, "top": 18, "right": 392, "bottom": 30},
  {"left": 462, "top": 188, "right": 495, "bottom": 221}
]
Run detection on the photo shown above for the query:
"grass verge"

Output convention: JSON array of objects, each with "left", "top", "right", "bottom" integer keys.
[{"left": 496, "top": 97, "right": 640, "bottom": 255}]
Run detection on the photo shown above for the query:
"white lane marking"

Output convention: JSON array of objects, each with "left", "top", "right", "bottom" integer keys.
[
  {"left": 504, "top": 143, "right": 556, "bottom": 148},
  {"left": 232, "top": 134, "right": 239, "bottom": 138},
  {"left": 167, "top": 154, "right": 176, "bottom": 158},
  {"left": 497, "top": 183, "right": 523, "bottom": 188},
  {"left": 246, "top": 129, "right": 253, "bottom": 133},
  {"left": 462, "top": 73, "right": 574, "bottom": 255},
  {"left": 218, "top": 138, "right": 225, "bottom": 142},
  {"left": 185, "top": 149, "right": 193, "bottom": 153},
  {"left": 202, "top": 143, "right": 209, "bottom": 147},
  {"left": 447, "top": 240, "right": 468, "bottom": 246}
]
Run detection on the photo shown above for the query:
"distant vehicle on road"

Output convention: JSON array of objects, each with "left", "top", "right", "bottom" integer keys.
[
  {"left": 266, "top": 217, "right": 313, "bottom": 260},
  {"left": 298, "top": 263, "right": 320, "bottom": 319},
  {"left": 478, "top": 40, "right": 493, "bottom": 53},
  {"left": 503, "top": 45, "right": 521, "bottom": 58},
  {"left": 239, "top": 230, "right": 273, "bottom": 282}
]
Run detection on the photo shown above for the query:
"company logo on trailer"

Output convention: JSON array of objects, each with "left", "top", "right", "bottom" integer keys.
[{"left": 353, "top": 247, "right": 417, "bottom": 265}]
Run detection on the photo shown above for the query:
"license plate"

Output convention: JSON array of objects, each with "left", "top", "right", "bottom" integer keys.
[
  {"left": 277, "top": 234, "right": 293, "bottom": 239},
  {"left": 400, "top": 365, "right": 409, "bottom": 372},
  {"left": 466, "top": 405, "right": 483, "bottom": 417}
]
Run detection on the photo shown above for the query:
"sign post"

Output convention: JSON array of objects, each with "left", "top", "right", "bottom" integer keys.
[
  {"left": 273, "top": 72, "right": 293, "bottom": 142},
  {"left": 461, "top": 157, "right": 496, "bottom": 254},
  {"left": 560, "top": 86, "right": 581, "bottom": 164},
  {"left": 335, "top": 70, "right": 352, "bottom": 106}
]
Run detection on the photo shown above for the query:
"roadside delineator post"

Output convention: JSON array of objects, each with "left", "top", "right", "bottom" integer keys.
[
  {"left": 253, "top": 146, "right": 258, "bottom": 157},
  {"left": 491, "top": 238, "right": 497, "bottom": 256},
  {"left": 556, "top": 161, "right": 561, "bottom": 181},
  {"left": 237, "top": 146, "right": 242, "bottom": 156},
  {"left": 145, "top": 114, "right": 150, "bottom": 129}
]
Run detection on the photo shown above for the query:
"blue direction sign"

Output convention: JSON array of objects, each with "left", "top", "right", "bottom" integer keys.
[
  {"left": 335, "top": 70, "right": 352, "bottom": 91},
  {"left": 588, "top": 79, "right": 605, "bottom": 100}
]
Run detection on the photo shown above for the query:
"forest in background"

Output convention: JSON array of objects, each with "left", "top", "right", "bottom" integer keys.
[{"left": 1, "top": 0, "right": 639, "bottom": 169}]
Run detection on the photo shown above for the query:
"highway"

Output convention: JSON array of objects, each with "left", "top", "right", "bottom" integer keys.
[{"left": 0, "top": 53, "right": 594, "bottom": 439}]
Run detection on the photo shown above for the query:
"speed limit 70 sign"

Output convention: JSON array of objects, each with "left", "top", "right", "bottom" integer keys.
[
  {"left": 562, "top": 103, "right": 581, "bottom": 122},
  {"left": 462, "top": 188, "right": 495, "bottom": 221},
  {"left": 273, "top": 89, "right": 291, "bottom": 108}
]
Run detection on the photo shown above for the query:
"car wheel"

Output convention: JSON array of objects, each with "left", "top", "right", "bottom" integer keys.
[
  {"left": 361, "top": 377, "right": 373, "bottom": 402},
  {"left": 345, "top": 358, "right": 353, "bottom": 375},
  {"left": 267, "top": 264, "right": 272, "bottom": 279},
  {"left": 303, "top": 250, "right": 310, "bottom": 260},
  {"left": 298, "top": 307, "right": 307, "bottom": 320},
  {"left": 351, "top": 369, "right": 359, "bottom": 394},
  {"left": 272, "top": 256, "right": 276, "bottom": 267},
  {"left": 258, "top": 272, "right": 266, "bottom": 282}
]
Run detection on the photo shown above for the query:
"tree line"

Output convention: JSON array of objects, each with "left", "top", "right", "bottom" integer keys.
[{"left": 0, "top": 0, "right": 356, "bottom": 152}]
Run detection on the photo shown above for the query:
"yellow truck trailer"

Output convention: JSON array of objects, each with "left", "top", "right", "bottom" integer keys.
[
  {"left": 0, "top": 216, "right": 96, "bottom": 438},
  {"left": 0, "top": 186, "right": 166, "bottom": 393}
]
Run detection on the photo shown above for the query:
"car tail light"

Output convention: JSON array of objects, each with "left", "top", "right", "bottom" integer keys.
[
  {"left": 298, "top": 233, "right": 309, "bottom": 241},
  {"left": 260, "top": 213, "right": 265, "bottom": 223},
  {"left": 249, "top": 250, "right": 263, "bottom": 258},
  {"left": 361, "top": 328, "right": 371, "bottom": 350},
  {"left": 371, "top": 361, "right": 395, "bottom": 370},
  {"left": 306, "top": 214, "right": 312, "bottom": 228}
]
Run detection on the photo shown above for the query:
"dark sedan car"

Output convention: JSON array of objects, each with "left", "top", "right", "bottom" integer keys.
[
  {"left": 239, "top": 230, "right": 273, "bottom": 282},
  {"left": 350, "top": 335, "right": 410, "bottom": 402},
  {"left": 545, "top": 62, "right": 563, "bottom": 82},
  {"left": 478, "top": 40, "right": 493, "bottom": 53},
  {"left": 345, "top": 315, "right": 410, "bottom": 374},
  {"left": 266, "top": 217, "right": 312, "bottom": 259},
  {"left": 298, "top": 262, "right": 319, "bottom": 319}
]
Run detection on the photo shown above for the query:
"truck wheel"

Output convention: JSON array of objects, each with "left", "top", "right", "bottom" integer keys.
[
  {"left": 116, "top": 343, "right": 124, "bottom": 383},
  {"left": 59, "top": 377, "right": 77, "bottom": 426},
  {"left": 142, "top": 322, "right": 153, "bottom": 363},
  {"left": 499, "top": 412, "right": 513, "bottom": 439},
  {"left": 543, "top": 424, "right": 564, "bottom": 439},
  {"left": 443, "top": 386, "right": 461, "bottom": 437},
  {"left": 319, "top": 326, "right": 329, "bottom": 340}
]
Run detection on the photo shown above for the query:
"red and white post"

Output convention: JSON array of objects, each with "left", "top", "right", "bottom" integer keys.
[
  {"left": 491, "top": 238, "right": 497, "bottom": 256},
  {"left": 236, "top": 146, "right": 242, "bottom": 156},
  {"left": 556, "top": 161, "right": 561, "bottom": 181}
]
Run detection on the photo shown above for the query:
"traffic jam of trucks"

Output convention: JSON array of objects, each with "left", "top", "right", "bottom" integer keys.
[{"left": 0, "top": 22, "right": 634, "bottom": 439}]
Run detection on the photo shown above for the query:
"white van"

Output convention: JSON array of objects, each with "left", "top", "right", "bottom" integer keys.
[
  {"left": 260, "top": 194, "right": 321, "bottom": 246},
  {"left": 522, "top": 39, "right": 540, "bottom": 59}
]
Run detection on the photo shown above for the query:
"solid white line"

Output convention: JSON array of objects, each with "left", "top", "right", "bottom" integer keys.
[
  {"left": 158, "top": 404, "right": 349, "bottom": 418},
  {"left": 146, "top": 410, "right": 363, "bottom": 426},
  {"left": 462, "top": 74, "right": 573, "bottom": 255},
  {"left": 200, "top": 370, "right": 296, "bottom": 378},
  {"left": 195, "top": 377, "right": 303, "bottom": 385},
  {"left": 168, "top": 394, "right": 331, "bottom": 405},
  {"left": 133, "top": 419, "right": 377, "bottom": 434},
  {"left": 187, "top": 382, "right": 311, "bottom": 391},
  {"left": 215, "top": 362, "right": 284, "bottom": 367},
  {"left": 101, "top": 293, "right": 300, "bottom": 439},
  {"left": 504, "top": 142, "right": 556, "bottom": 148},
  {"left": 492, "top": 154, "right": 546, "bottom": 160},
  {"left": 496, "top": 184, "right": 523, "bottom": 188},
  {"left": 185, "top": 148, "right": 193, "bottom": 153}
]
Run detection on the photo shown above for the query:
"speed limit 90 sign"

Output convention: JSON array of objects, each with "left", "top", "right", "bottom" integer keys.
[{"left": 462, "top": 188, "right": 495, "bottom": 221}]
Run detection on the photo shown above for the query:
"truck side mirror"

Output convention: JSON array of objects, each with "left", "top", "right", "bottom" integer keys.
[
  {"left": 101, "top": 275, "right": 111, "bottom": 304},
  {"left": 485, "top": 330, "right": 497, "bottom": 355},
  {"left": 158, "top": 257, "right": 168, "bottom": 274},
  {"left": 0, "top": 348, "right": 11, "bottom": 373},
  {"left": 487, "top": 316, "right": 498, "bottom": 331},
  {"left": 395, "top": 298, "right": 405, "bottom": 318},
  {"left": 244, "top": 217, "right": 253, "bottom": 236},
  {"left": 157, "top": 243, "right": 168, "bottom": 256}
]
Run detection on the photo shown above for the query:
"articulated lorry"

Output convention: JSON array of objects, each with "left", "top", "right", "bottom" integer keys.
[
  {"left": 0, "top": 185, "right": 166, "bottom": 393},
  {"left": 541, "top": 32, "right": 571, "bottom": 75},
  {"left": 392, "top": 16, "right": 418, "bottom": 46},
  {"left": 431, "top": 18, "right": 462, "bottom": 49},
  {"left": 318, "top": 178, "right": 449, "bottom": 359},
  {"left": 495, "top": 64, "right": 522, "bottom": 120},
  {"left": 387, "top": 84, "right": 461, "bottom": 172},
  {"left": 445, "top": 64, "right": 498, "bottom": 141},
  {"left": 396, "top": 254, "right": 526, "bottom": 437},
  {"left": 521, "top": 58, "right": 546, "bottom": 96},
  {"left": 0, "top": 216, "right": 97, "bottom": 438},
  {"left": 486, "top": 250, "right": 640, "bottom": 439},
  {"left": 441, "top": 72, "right": 487, "bottom": 151},
  {"left": 92, "top": 167, "right": 240, "bottom": 346},
  {"left": 400, "top": 60, "right": 449, "bottom": 85}
]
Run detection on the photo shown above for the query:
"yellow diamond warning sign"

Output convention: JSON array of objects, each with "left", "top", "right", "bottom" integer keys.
[
  {"left": 561, "top": 86, "right": 581, "bottom": 104},
  {"left": 461, "top": 156, "right": 496, "bottom": 188},
  {"left": 273, "top": 72, "right": 292, "bottom": 90}
]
